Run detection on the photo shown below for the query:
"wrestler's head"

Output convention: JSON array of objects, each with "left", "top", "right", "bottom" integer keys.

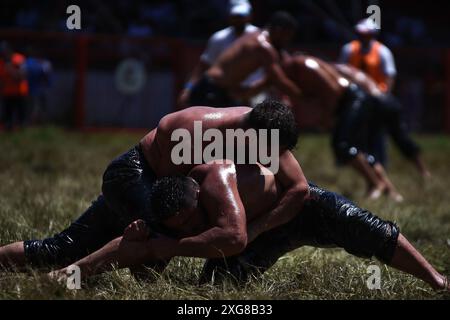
[
  {"left": 267, "top": 11, "right": 298, "bottom": 49},
  {"left": 228, "top": 2, "right": 252, "bottom": 34},
  {"left": 248, "top": 99, "right": 299, "bottom": 151},
  {"left": 355, "top": 18, "right": 379, "bottom": 46},
  {"left": 150, "top": 175, "right": 201, "bottom": 235}
]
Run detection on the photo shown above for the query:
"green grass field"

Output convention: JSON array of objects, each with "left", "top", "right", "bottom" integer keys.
[{"left": 0, "top": 127, "right": 449, "bottom": 299}]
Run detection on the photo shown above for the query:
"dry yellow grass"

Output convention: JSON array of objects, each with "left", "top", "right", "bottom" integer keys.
[{"left": 0, "top": 127, "right": 449, "bottom": 299}]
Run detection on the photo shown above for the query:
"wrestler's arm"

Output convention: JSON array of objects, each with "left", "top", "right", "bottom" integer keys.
[
  {"left": 53, "top": 164, "right": 248, "bottom": 278},
  {"left": 263, "top": 49, "right": 302, "bottom": 102},
  {"left": 169, "top": 164, "right": 248, "bottom": 258},
  {"left": 177, "top": 60, "right": 210, "bottom": 108},
  {"left": 234, "top": 76, "right": 270, "bottom": 100},
  {"left": 335, "top": 64, "right": 381, "bottom": 96},
  {"left": 246, "top": 151, "right": 309, "bottom": 242}
]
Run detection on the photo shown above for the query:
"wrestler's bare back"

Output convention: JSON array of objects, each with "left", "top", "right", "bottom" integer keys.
[
  {"left": 334, "top": 64, "right": 382, "bottom": 96},
  {"left": 284, "top": 55, "right": 347, "bottom": 104},
  {"left": 139, "top": 106, "right": 252, "bottom": 177},
  {"left": 206, "top": 30, "right": 278, "bottom": 89}
]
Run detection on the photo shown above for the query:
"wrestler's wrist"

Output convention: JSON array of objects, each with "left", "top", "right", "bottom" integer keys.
[{"left": 164, "top": 238, "right": 184, "bottom": 258}]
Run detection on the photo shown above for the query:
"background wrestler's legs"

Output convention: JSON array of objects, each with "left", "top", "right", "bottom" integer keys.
[
  {"left": 372, "top": 162, "right": 404, "bottom": 202},
  {"left": 365, "top": 125, "right": 404, "bottom": 201},
  {"left": 349, "top": 153, "right": 386, "bottom": 199},
  {"left": 363, "top": 123, "right": 403, "bottom": 201},
  {"left": 382, "top": 95, "right": 431, "bottom": 179},
  {"left": 332, "top": 108, "right": 386, "bottom": 199}
]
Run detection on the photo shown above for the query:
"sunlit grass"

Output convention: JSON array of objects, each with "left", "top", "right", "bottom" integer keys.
[{"left": 0, "top": 128, "right": 449, "bottom": 299}]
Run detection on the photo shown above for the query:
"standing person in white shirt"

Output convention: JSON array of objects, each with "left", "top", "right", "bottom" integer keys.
[
  {"left": 177, "top": 1, "right": 260, "bottom": 108},
  {"left": 182, "top": 11, "right": 300, "bottom": 108}
]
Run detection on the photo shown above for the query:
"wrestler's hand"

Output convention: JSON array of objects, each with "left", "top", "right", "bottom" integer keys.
[
  {"left": 48, "top": 269, "right": 69, "bottom": 286},
  {"left": 124, "top": 219, "right": 150, "bottom": 241}
]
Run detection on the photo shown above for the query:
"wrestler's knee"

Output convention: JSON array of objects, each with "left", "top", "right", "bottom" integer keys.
[
  {"left": 333, "top": 143, "right": 359, "bottom": 165},
  {"left": 339, "top": 207, "right": 400, "bottom": 264},
  {"left": 373, "top": 221, "right": 400, "bottom": 264},
  {"left": 24, "top": 237, "right": 67, "bottom": 268},
  {"left": 23, "top": 231, "right": 85, "bottom": 268}
]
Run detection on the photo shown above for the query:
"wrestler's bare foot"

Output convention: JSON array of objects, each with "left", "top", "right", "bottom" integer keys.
[
  {"left": 430, "top": 275, "right": 450, "bottom": 292},
  {"left": 421, "top": 170, "right": 432, "bottom": 180},
  {"left": 386, "top": 189, "right": 404, "bottom": 203},
  {"left": 366, "top": 183, "right": 386, "bottom": 200},
  {"left": 439, "top": 276, "right": 450, "bottom": 292},
  {"left": 48, "top": 269, "right": 68, "bottom": 285}
]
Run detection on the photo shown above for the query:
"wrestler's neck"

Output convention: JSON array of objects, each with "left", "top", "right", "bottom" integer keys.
[
  {"left": 232, "top": 25, "right": 246, "bottom": 37},
  {"left": 226, "top": 111, "right": 252, "bottom": 131}
]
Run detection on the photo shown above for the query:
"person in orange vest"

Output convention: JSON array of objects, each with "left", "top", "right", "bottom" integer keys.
[
  {"left": 339, "top": 18, "right": 397, "bottom": 167},
  {"left": 339, "top": 18, "right": 396, "bottom": 93},
  {"left": 0, "top": 42, "right": 29, "bottom": 131}
]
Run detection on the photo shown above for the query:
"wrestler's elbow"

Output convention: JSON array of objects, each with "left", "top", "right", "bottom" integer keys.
[
  {"left": 291, "top": 181, "right": 310, "bottom": 203},
  {"left": 223, "top": 229, "right": 248, "bottom": 255}
]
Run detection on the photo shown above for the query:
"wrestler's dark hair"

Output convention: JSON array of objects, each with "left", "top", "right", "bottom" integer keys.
[
  {"left": 268, "top": 11, "right": 298, "bottom": 30},
  {"left": 248, "top": 99, "right": 299, "bottom": 150},
  {"left": 149, "top": 175, "right": 198, "bottom": 221}
]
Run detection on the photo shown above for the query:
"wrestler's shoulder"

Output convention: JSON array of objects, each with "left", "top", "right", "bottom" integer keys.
[
  {"left": 181, "top": 106, "right": 252, "bottom": 117},
  {"left": 190, "top": 161, "right": 237, "bottom": 185},
  {"left": 157, "top": 107, "right": 215, "bottom": 128},
  {"left": 156, "top": 107, "right": 252, "bottom": 137},
  {"left": 210, "top": 27, "right": 235, "bottom": 41},
  {"left": 190, "top": 160, "right": 235, "bottom": 175},
  {"left": 163, "top": 106, "right": 249, "bottom": 122}
]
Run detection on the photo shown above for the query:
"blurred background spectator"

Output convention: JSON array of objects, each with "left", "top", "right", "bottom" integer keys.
[
  {"left": 0, "top": 0, "right": 449, "bottom": 132},
  {"left": 0, "top": 0, "right": 447, "bottom": 45},
  {"left": 0, "top": 41, "right": 29, "bottom": 131},
  {"left": 25, "top": 48, "right": 53, "bottom": 124}
]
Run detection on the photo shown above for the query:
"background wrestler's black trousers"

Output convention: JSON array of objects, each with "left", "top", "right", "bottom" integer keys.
[{"left": 369, "top": 95, "right": 420, "bottom": 162}]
